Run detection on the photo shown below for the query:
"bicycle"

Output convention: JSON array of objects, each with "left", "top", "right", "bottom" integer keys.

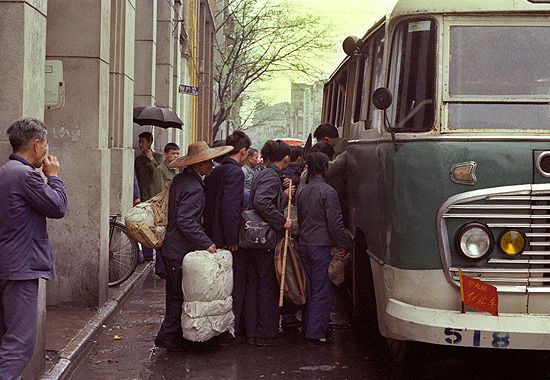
[{"left": 109, "top": 214, "right": 140, "bottom": 286}]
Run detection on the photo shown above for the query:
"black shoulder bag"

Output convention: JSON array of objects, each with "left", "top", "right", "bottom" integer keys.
[{"left": 239, "top": 169, "right": 277, "bottom": 250}]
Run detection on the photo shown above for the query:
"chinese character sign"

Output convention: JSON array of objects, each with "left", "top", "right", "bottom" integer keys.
[
  {"left": 460, "top": 272, "right": 498, "bottom": 316},
  {"left": 179, "top": 85, "right": 199, "bottom": 96}
]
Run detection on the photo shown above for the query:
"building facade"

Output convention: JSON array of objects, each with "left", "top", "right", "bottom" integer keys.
[
  {"left": 246, "top": 101, "right": 290, "bottom": 148},
  {"left": 289, "top": 81, "right": 324, "bottom": 139},
  {"left": 0, "top": 0, "right": 215, "bottom": 377}
]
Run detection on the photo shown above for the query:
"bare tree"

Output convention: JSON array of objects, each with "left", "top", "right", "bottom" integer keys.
[{"left": 213, "top": 0, "right": 333, "bottom": 138}]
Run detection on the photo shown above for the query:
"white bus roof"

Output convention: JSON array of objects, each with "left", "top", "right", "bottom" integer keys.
[{"left": 392, "top": 0, "right": 550, "bottom": 18}]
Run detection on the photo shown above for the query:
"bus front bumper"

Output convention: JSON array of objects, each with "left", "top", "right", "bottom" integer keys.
[{"left": 386, "top": 298, "right": 550, "bottom": 349}]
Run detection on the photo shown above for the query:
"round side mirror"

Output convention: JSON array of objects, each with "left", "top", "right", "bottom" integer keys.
[
  {"left": 342, "top": 36, "right": 360, "bottom": 56},
  {"left": 372, "top": 87, "right": 393, "bottom": 110}
]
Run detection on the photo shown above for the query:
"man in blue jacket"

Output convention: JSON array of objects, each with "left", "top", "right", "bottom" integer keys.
[
  {"left": 204, "top": 130, "right": 251, "bottom": 345},
  {"left": 0, "top": 118, "right": 68, "bottom": 378},
  {"left": 155, "top": 141, "right": 232, "bottom": 351}
]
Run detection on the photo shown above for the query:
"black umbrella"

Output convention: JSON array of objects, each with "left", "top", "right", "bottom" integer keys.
[{"left": 133, "top": 106, "right": 183, "bottom": 129}]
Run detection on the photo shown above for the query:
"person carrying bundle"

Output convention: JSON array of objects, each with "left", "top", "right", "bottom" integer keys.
[{"left": 154, "top": 141, "right": 232, "bottom": 352}]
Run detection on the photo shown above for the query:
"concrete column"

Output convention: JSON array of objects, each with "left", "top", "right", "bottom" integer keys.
[
  {"left": 198, "top": 2, "right": 206, "bottom": 142},
  {"left": 134, "top": 0, "right": 157, "bottom": 108},
  {"left": 197, "top": 0, "right": 214, "bottom": 142},
  {"left": 0, "top": 1, "right": 48, "bottom": 377},
  {"left": 45, "top": 0, "right": 111, "bottom": 307},
  {"left": 171, "top": 1, "right": 182, "bottom": 147},
  {"left": 134, "top": 0, "right": 157, "bottom": 148},
  {"left": 180, "top": 56, "right": 193, "bottom": 149},
  {"left": 154, "top": 0, "right": 174, "bottom": 150},
  {"left": 109, "top": 0, "right": 136, "bottom": 216}
]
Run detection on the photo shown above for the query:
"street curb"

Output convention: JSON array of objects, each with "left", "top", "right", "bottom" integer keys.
[{"left": 41, "top": 262, "right": 153, "bottom": 380}]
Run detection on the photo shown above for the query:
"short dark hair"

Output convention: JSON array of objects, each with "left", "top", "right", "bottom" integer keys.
[
  {"left": 164, "top": 142, "right": 179, "bottom": 153},
  {"left": 6, "top": 118, "right": 47, "bottom": 152},
  {"left": 313, "top": 123, "right": 339, "bottom": 140},
  {"left": 290, "top": 146, "right": 303, "bottom": 162},
  {"left": 226, "top": 130, "right": 251, "bottom": 154},
  {"left": 138, "top": 131, "right": 153, "bottom": 141},
  {"left": 306, "top": 152, "right": 329, "bottom": 183},
  {"left": 212, "top": 139, "right": 226, "bottom": 162},
  {"left": 310, "top": 141, "right": 334, "bottom": 160},
  {"left": 212, "top": 139, "right": 225, "bottom": 148},
  {"left": 261, "top": 140, "right": 291, "bottom": 163},
  {"left": 247, "top": 147, "right": 258, "bottom": 158}
]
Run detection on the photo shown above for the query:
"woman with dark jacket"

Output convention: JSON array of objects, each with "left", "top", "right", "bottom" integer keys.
[
  {"left": 297, "top": 152, "right": 349, "bottom": 344},
  {"left": 245, "top": 140, "right": 293, "bottom": 346}
]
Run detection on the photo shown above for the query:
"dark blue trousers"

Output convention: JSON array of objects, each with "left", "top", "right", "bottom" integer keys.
[
  {"left": 143, "top": 246, "right": 154, "bottom": 258},
  {"left": 245, "top": 249, "right": 279, "bottom": 339},
  {"left": 299, "top": 245, "right": 335, "bottom": 340},
  {"left": 155, "top": 248, "right": 166, "bottom": 276},
  {"left": 0, "top": 279, "right": 39, "bottom": 379},
  {"left": 232, "top": 249, "right": 247, "bottom": 336},
  {"left": 155, "top": 257, "right": 185, "bottom": 347}
]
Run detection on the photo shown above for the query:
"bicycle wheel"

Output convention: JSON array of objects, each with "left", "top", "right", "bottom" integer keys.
[{"left": 108, "top": 221, "right": 139, "bottom": 286}]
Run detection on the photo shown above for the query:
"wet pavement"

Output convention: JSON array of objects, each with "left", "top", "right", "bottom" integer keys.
[
  {"left": 68, "top": 271, "right": 395, "bottom": 379},
  {"left": 68, "top": 271, "right": 550, "bottom": 380}
]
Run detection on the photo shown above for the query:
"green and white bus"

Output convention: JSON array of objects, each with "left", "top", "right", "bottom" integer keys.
[{"left": 322, "top": 0, "right": 550, "bottom": 353}]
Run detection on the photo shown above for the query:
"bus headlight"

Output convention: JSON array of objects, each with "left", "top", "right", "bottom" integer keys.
[
  {"left": 499, "top": 229, "right": 525, "bottom": 256},
  {"left": 454, "top": 223, "right": 494, "bottom": 260}
]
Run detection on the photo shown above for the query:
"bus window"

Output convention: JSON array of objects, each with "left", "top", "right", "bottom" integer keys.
[
  {"left": 389, "top": 19, "right": 436, "bottom": 132},
  {"left": 353, "top": 55, "right": 365, "bottom": 122},
  {"left": 447, "top": 25, "right": 550, "bottom": 130},
  {"left": 368, "top": 32, "right": 385, "bottom": 129},
  {"left": 449, "top": 26, "right": 550, "bottom": 97},
  {"left": 359, "top": 43, "right": 372, "bottom": 126},
  {"left": 335, "top": 70, "right": 348, "bottom": 127}
]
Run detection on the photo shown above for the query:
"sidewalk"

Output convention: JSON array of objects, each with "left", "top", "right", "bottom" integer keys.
[{"left": 41, "top": 262, "right": 153, "bottom": 379}]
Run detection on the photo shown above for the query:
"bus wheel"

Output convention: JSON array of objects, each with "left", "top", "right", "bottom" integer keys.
[
  {"left": 386, "top": 338, "right": 410, "bottom": 363},
  {"left": 352, "top": 233, "right": 379, "bottom": 334}
]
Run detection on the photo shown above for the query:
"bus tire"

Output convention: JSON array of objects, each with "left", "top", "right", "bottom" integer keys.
[{"left": 351, "top": 232, "right": 379, "bottom": 335}]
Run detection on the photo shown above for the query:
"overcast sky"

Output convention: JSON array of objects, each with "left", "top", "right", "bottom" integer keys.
[{"left": 254, "top": 0, "right": 398, "bottom": 104}]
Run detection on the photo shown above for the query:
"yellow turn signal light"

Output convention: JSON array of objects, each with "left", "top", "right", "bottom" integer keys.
[{"left": 499, "top": 230, "right": 525, "bottom": 256}]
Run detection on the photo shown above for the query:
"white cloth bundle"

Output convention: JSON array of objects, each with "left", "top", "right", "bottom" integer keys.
[
  {"left": 181, "top": 249, "right": 234, "bottom": 342},
  {"left": 124, "top": 189, "right": 168, "bottom": 249}
]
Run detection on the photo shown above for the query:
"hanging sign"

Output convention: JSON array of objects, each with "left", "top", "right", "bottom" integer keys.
[{"left": 179, "top": 85, "right": 199, "bottom": 96}]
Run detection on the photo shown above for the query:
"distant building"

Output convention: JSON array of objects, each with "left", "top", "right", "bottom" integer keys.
[
  {"left": 246, "top": 101, "right": 290, "bottom": 147},
  {"left": 290, "top": 81, "right": 324, "bottom": 139}
]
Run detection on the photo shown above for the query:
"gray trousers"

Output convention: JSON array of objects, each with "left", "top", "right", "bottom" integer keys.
[{"left": 0, "top": 279, "right": 39, "bottom": 379}]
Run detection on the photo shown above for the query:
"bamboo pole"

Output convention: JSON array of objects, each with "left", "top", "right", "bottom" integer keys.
[{"left": 278, "top": 179, "right": 292, "bottom": 307}]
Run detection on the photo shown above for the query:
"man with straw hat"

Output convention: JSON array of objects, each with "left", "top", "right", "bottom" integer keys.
[{"left": 155, "top": 141, "right": 233, "bottom": 352}]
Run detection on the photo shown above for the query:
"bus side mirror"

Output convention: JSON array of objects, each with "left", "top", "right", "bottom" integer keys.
[
  {"left": 343, "top": 36, "right": 360, "bottom": 56},
  {"left": 372, "top": 87, "right": 393, "bottom": 110}
]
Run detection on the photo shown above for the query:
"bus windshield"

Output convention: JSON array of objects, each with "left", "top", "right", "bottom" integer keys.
[
  {"left": 448, "top": 25, "right": 550, "bottom": 130},
  {"left": 449, "top": 26, "right": 550, "bottom": 97}
]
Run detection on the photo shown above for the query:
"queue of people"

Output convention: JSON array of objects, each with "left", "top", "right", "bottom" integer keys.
[
  {"left": 0, "top": 118, "right": 347, "bottom": 378},
  {"left": 150, "top": 123, "right": 349, "bottom": 351}
]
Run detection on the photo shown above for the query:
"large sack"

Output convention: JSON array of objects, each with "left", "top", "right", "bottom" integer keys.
[
  {"left": 274, "top": 238, "right": 308, "bottom": 305},
  {"left": 124, "top": 188, "right": 168, "bottom": 248},
  {"left": 181, "top": 249, "right": 234, "bottom": 342}
]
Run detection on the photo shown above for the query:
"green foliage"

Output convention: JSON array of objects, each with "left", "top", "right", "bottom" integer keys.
[{"left": 213, "top": 0, "right": 333, "bottom": 135}]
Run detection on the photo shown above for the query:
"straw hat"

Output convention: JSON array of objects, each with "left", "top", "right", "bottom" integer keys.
[{"left": 169, "top": 141, "right": 233, "bottom": 168}]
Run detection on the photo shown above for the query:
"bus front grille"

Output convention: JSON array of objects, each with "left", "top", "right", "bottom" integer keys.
[{"left": 438, "top": 184, "right": 550, "bottom": 293}]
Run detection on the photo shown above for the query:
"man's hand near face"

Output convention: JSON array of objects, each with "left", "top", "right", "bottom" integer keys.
[
  {"left": 42, "top": 155, "right": 60, "bottom": 177},
  {"left": 144, "top": 148, "right": 154, "bottom": 161}
]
